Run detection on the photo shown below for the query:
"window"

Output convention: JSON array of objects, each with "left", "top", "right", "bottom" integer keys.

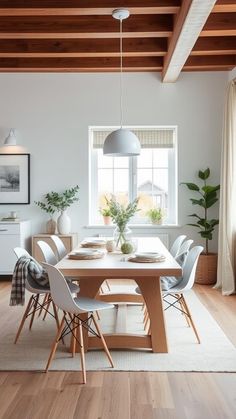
[{"left": 90, "top": 127, "right": 177, "bottom": 225}]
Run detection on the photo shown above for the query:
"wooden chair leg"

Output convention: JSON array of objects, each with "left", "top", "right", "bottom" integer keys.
[
  {"left": 72, "top": 316, "right": 77, "bottom": 358},
  {"left": 179, "top": 296, "right": 191, "bottom": 327},
  {"left": 92, "top": 314, "right": 114, "bottom": 368},
  {"left": 42, "top": 294, "right": 51, "bottom": 320},
  {"left": 29, "top": 294, "right": 39, "bottom": 330},
  {"left": 78, "top": 318, "right": 86, "bottom": 384},
  {"left": 96, "top": 310, "right": 100, "bottom": 320},
  {"left": 45, "top": 314, "right": 65, "bottom": 372},
  {"left": 52, "top": 302, "right": 65, "bottom": 345},
  {"left": 38, "top": 294, "right": 48, "bottom": 318},
  {"left": 182, "top": 295, "right": 201, "bottom": 344},
  {"left": 14, "top": 295, "right": 34, "bottom": 344}
]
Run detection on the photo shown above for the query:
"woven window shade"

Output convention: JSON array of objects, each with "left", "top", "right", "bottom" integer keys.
[{"left": 93, "top": 129, "right": 174, "bottom": 149}]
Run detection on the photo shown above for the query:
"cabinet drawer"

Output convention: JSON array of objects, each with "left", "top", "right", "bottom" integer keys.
[
  {"left": 0, "top": 224, "right": 20, "bottom": 235},
  {"left": 0, "top": 224, "right": 20, "bottom": 236}
]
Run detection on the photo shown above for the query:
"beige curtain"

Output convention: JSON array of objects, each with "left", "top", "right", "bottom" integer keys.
[{"left": 215, "top": 80, "right": 236, "bottom": 295}]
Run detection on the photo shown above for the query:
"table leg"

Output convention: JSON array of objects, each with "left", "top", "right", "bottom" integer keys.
[{"left": 135, "top": 276, "right": 168, "bottom": 353}]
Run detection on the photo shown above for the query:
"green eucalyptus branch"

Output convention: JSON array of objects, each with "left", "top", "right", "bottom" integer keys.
[{"left": 35, "top": 185, "right": 79, "bottom": 215}]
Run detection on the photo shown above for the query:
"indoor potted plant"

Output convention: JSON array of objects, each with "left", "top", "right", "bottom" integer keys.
[
  {"left": 51, "top": 185, "right": 79, "bottom": 234},
  {"left": 106, "top": 196, "right": 139, "bottom": 249},
  {"left": 181, "top": 168, "right": 220, "bottom": 284},
  {"left": 146, "top": 207, "right": 164, "bottom": 225},
  {"left": 100, "top": 207, "right": 112, "bottom": 225},
  {"left": 35, "top": 195, "right": 57, "bottom": 234}
]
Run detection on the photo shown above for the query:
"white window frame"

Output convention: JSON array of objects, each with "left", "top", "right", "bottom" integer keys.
[{"left": 89, "top": 125, "right": 178, "bottom": 226}]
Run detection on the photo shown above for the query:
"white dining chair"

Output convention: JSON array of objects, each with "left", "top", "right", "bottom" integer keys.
[
  {"left": 162, "top": 245, "right": 204, "bottom": 343},
  {"left": 43, "top": 262, "right": 114, "bottom": 384},
  {"left": 13, "top": 247, "right": 60, "bottom": 343},
  {"left": 176, "top": 239, "right": 193, "bottom": 258},
  {"left": 50, "top": 235, "right": 67, "bottom": 260},
  {"left": 169, "top": 235, "right": 187, "bottom": 258},
  {"left": 36, "top": 240, "right": 80, "bottom": 319}
]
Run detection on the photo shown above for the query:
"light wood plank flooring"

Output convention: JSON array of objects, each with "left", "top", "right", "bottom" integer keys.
[{"left": 0, "top": 282, "right": 236, "bottom": 419}]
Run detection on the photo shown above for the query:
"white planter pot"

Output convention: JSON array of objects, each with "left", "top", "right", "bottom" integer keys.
[{"left": 57, "top": 211, "right": 71, "bottom": 234}]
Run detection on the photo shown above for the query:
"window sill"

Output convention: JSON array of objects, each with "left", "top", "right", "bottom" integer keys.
[{"left": 85, "top": 224, "right": 182, "bottom": 229}]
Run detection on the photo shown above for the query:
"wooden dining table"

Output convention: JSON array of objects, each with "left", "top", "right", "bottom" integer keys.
[{"left": 56, "top": 237, "right": 182, "bottom": 353}]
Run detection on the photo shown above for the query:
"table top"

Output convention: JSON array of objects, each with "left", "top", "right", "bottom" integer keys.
[{"left": 56, "top": 237, "right": 182, "bottom": 279}]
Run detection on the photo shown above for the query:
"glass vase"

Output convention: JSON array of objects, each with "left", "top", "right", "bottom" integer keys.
[{"left": 113, "top": 225, "right": 132, "bottom": 250}]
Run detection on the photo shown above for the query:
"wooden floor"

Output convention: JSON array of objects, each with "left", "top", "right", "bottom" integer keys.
[{"left": 0, "top": 282, "right": 236, "bottom": 419}]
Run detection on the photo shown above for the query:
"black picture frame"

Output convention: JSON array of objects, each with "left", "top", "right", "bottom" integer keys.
[{"left": 0, "top": 154, "right": 30, "bottom": 204}]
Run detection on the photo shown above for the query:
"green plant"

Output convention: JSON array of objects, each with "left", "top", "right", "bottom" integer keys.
[
  {"left": 146, "top": 207, "right": 163, "bottom": 224},
  {"left": 35, "top": 185, "right": 79, "bottom": 214},
  {"left": 99, "top": 207, "right": 111, "bottom": 217},
  {"left": 181, "top": 168, "right": 220, "bottom": 254},
  {"left": 35, "top": 195, "right": 56, "bottom": 216},
  {"left": 106, "top": 196, "right": 139, "bottom": 231}
]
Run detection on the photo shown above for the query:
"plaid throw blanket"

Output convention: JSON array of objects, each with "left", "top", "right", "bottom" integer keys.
[{"left": 10, "top": 256, "right": 49, "bottom": 306}]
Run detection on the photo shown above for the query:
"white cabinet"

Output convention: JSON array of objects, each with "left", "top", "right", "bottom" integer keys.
[{"left": 0, "top": 220, "right": 31, "bottom": 275}]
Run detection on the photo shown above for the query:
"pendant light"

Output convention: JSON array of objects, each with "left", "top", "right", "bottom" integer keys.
[{"left": 103, "top": 9, "right": 141, "bottom": 157}]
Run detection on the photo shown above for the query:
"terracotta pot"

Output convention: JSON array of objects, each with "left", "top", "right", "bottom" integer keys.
[
  {"left": 103, "top": 216, "right": 111, "bottom": 225},
  {"left": 46, "top": 218, "right": 57, "bottom": 234},
  {"left": 195, "top": 253, "right": 218, "bottom": 285}
]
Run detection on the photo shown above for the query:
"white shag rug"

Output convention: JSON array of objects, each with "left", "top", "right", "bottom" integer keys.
[{"left": 1, "top": 288, "right": 236, "bottom": 372}]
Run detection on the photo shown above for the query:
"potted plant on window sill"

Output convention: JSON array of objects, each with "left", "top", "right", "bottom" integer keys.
[
  {"left": 100, "top": 207, "right": 112, "bottom": 225},
  {"left": 181, "top": 168, "right": 220, "bottom": 285},
  {"left": 146, "top": 207, "right": 164, "bottom": 225}
]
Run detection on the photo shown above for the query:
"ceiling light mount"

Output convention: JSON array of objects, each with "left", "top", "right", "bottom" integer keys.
[{"left": 112, "top": 9, "right": 130, "bottom": 21}]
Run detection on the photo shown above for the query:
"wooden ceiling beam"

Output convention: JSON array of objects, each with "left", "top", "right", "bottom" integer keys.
[
  {"left": 0, "top": 56, "right": 163, "bottom": 70},
  {"left": 0, "top": 7, "right": 180, "bottom": 17},
  {"left": 0, "top": 0, "right": 179, "bottom": 7},
  {"left": 191, "top": 36, "right": 236, "bottom": 55},
  {"left": 162, "top": 0, "right": 218, "bottom": 82},
  {"left": 0, "top": 15, "right": 173, "bottom": 39},
  {"left": 185, "top": 54, "right": 236, "bottom": 68},
  {"left": 201, "top": 12, "right": 236, "bottom": 35},
  {"left": 0, "top": 38, "right": 167, "bottom": 57},
  {"left": 213, "top": 0, "right": 236, "bottom": 13}
]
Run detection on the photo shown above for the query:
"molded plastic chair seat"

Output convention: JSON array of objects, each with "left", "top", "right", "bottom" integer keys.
[
  {"left": 37, "top": 240, "right": 80, "bottom": 294},
  {"left": 169, "top": 235, "right": 186, "bottom": 258},
  {"left": 73, "top": 296, "right": 115, "bottom": 314}
]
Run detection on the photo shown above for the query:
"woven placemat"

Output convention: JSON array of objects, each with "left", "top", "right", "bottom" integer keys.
[
  {"left": 81, "top": 242, "right": 106, "bottom": 249},
  {"left": 128, "top": 256, "right": 166, "bottom": 263},
  {"left": 68, "top": 253, "right": 104, "bottom": 260}
]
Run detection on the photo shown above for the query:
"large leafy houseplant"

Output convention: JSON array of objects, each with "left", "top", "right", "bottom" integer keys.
[{"left": 181, "top": 168, "right": 220, "bottom": 255}]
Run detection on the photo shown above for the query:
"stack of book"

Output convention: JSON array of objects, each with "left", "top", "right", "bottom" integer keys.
[{"left": 1, "top": 216, "right": 20, "bottom": 222}]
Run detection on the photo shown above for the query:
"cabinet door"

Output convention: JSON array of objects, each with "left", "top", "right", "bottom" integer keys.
[{"left": 0, "top": 235, "right": 19, "bottom": 274}]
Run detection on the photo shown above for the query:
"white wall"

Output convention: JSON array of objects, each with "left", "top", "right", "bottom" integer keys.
[{"left": 0, "top": 71, "right": 228, "bottom": 251}]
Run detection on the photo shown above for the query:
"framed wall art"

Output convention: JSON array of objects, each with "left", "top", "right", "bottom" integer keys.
[{"left": 0, "top": 154, "right": 30, "bottom": 204}]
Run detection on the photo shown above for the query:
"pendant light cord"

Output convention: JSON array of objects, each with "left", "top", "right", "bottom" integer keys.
[{"left": 120, "top": 18, "right": 123, "bottom": 128}]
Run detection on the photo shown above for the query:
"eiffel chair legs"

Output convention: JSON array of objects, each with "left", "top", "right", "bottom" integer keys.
[
  {"left": 14, "top": 293, "right": 59, "bottom": 344},
  {"left": 163, "top": 293, "right": 200, "bottom": 344},
  {"left": 45, "top": 311, "right": 114, "bottom": 384}
]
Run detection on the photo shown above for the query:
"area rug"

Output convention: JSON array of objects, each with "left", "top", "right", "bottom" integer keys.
[{"left": 1, "top": 287, "right": 236, "bottom": 372}]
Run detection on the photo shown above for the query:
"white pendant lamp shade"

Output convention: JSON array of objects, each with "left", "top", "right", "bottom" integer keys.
[
  {"left": 103, "top": 9, "right": 140, "bottom": 157},
  {"left": 4, "top": 129, "right": 17, "bottom": 146},
  {"left": 103, "top": 128, "right": 141, "bottom": 156}
]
